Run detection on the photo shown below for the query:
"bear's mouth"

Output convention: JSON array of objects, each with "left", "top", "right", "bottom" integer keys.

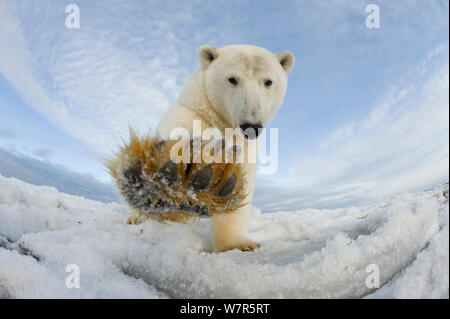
[{"left": 239, "top": 122, "right": 263, "bottom": 139}]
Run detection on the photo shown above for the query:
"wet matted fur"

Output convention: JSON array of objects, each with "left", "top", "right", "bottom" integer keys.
[{"left": 107, "top": 130, "right": 248, "bottom": 223}]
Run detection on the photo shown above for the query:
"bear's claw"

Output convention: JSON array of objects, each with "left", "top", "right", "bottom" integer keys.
[{"left": 214, "top": 239, "right": 261, "bottom": 252}]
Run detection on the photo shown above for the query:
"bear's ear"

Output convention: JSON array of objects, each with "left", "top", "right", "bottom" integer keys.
[
  {"left": 198, "top": 45, "right": 219, "bottom": 68},
  {"left": 276, "top": 51, "right": 295, "bottom": 73}
]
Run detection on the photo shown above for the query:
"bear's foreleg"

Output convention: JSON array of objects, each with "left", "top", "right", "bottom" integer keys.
[
  {"left": 210, "top": 162, "right": 260, "bottom": 252},
  {"left": 211, "top": 205, "right": 261, "bottom": 252}
]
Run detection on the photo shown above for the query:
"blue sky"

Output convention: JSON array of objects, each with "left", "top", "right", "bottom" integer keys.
[{"left": 0, "top": 0, "right": 448, "bottom": 211}]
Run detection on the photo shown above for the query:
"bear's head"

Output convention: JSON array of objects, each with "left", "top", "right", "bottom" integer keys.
[{"left": 198, "top": 44, "right": 294, "bottom": 139}]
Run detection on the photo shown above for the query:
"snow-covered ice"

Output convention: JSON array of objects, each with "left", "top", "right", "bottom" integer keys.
[{"left": 0, "top": 174, "right": 448, "bottom": 298}]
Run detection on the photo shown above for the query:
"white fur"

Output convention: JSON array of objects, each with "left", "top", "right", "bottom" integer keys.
[{"left": 157, "top": 44, "right": 294, "bottom": 252}]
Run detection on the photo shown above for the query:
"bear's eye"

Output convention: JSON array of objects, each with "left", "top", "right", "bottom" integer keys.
[
  {"left": 264, "top": 79, "right": 273, "bottom": 87},
  {"left": 228, "top": 77, "right": 238, "bottom": 85}
]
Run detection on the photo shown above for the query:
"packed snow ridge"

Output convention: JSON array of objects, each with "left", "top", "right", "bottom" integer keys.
[{"left": 0, "top": 174, "right": 448, "bottom": 299}]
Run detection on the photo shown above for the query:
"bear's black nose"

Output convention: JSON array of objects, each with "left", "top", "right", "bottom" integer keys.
[{"left": 240, "top": 122, "right": 263, "bottom": 139}]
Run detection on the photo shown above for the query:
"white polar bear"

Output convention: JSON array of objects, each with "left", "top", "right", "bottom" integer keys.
[{"left": 156, "top": 44, "right": 294, "bottom": 252}]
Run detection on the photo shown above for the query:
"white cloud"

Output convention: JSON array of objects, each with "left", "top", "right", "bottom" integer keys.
[
  {"left": 32, "top": 148, "right": 52, "bottom": 160},
  {"left": 255, "top": 45, "right": 449, "bottom": 211},
  {"left": 0, "top": 1, "right": 178, "bottom": 154},
  {"left": 0, "top": 0, "right": 246, "bottom": 155}
]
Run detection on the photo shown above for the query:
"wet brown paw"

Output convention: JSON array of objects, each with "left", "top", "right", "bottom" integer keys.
[{"left": 109, "top": 133, "right": 247, "bottom": 219}]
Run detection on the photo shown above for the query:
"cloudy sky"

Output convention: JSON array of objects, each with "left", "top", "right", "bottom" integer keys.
[{"left": 0, "top": 0, "right": 448, "bottom": 211}]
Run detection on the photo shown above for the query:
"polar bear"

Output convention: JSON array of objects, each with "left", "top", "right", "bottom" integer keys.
[{"left": 110, "top": 44, "right": 294, "bottom": 252}]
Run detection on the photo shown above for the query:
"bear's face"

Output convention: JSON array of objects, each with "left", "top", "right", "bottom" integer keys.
[{"left": 199, "top": 45, "right": 294, "bottom": 138}]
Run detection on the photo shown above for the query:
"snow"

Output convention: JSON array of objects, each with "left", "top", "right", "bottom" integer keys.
[{"left": 0, "top": 174, "right": 448, "bottom": 298}]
